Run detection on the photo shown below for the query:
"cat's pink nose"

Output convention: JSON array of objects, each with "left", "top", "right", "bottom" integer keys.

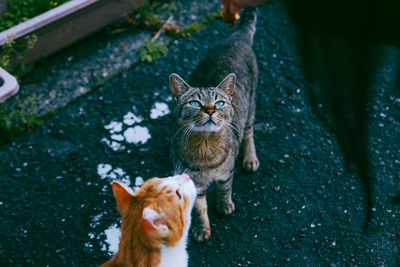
[{"left": 203, "top": 106, "right": 215, "bottom": 115}]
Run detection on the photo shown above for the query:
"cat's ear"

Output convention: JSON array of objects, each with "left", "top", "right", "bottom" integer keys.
[
  {"left": 110, "top": 181, "right": 136, "bottom": 216},
  {"left": 142, "top": 207, "right": 169, "bottom": 238},
  {"left": 217, "top": 73, "right": 236, "bottom": 95},
  {"left": 170, "top": 73, "right": 190, "bottom": 97}
]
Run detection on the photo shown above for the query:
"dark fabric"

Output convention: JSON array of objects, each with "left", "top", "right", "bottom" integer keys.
[{"left": 285, "top": 0, "right": 400, "bottom": 45}]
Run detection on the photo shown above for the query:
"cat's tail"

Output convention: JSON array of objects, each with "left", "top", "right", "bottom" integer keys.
[{"left": 236, "top": 7, "right": 257, "bottom": 47}]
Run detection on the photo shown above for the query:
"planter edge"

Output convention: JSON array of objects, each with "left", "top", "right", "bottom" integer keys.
[
  {"left": 0, "top": 67, "right": 19, "bottom": 103},
  {"left": 0, "top": 0, "right": 99, "bottom": 45}
]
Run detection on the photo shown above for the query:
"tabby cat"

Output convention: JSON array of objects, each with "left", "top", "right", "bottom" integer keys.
[
  {"left": 169, "top": 8, "right": 259, "bottom": 242},
  {"left": 100, "top": 174, "right": 196, "bottom": 267}
]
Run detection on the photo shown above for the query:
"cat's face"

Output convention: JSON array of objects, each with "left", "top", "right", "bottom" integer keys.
[
  {"left": 140, "top": 174, "right": 197, "bottom": 220},
  {"left": 111, "top": 174, "right": 196, "bottom": 247},
  {"left": 170, "top": 73, "right": 236, "bottom": 133}
]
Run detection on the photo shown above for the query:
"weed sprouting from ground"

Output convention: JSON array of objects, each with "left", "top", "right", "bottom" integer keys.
[
  {"left": 126, "top": 2, "right": 223, "bottom": 40},
  {"left": 0, "top": 97, "right": 44, "bottom": 144},
  {"left": 126, "top": 1, "right": 223, "bottom": 63},
  {"left": 0, "top": 34, "right": 37, "bottom": 77},
  {"left": 138, "top": 38, "right": 168, "bottom": 63}
]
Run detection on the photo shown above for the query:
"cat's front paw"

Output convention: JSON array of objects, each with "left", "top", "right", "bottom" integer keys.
[
  {"left": 216, "top": 200, "right": 235, "bottom": 215},
  {"left": 243, "top": 154, "right": 259, "bottom": 172},
  {"left": 192, "top": 227, "right": 211, "bottom": 242}
]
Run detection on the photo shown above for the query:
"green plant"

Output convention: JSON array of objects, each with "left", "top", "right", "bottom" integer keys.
[
  {"left": 138, "top": 38, "right": 168, "bottom": 63},
  {"left": 132, "top": 6, "right": 222, "bottom": 64},
  {"left": 126, "top": 1, "right": 175, "bottom": 29},
  {"left": 0, "top": 96, "right": 44, "bottom": 143},
  {"left": 169, "top": 10, "right": 223, "bottom": 38},
  {"left": 0, "top": 102, "right": 13, "bottom": 132},
  {"left": 125, "top": 1, "right": 223, "bottom": 40},
  {"left": 0, "top": 34, "right": 37, "bottom": 76},
  {"left": 0, "top": 0, "right": 69, "bottom": 76},
  {"left": 0, "top": 0, "right": 69, "bottom": 32}
]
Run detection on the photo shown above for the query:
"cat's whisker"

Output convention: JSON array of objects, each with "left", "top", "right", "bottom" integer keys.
[
  {"left": 194, "top": 116, "right": 205, "bottom": 126},
  {"left": 223, "top": 119, "right": 239, "bottom": 133},
  {"left": 181, "top": 125, "right": 194, "bottom": 148},
  {"left": 182, "top": 168, "right": 190, "bottom": 176},
  {"left": 173, "top": 161, "right": 184, "bottom": 175},
  {"left": 174, "top": 124, "right": 189, "bottom": 139},
  {"left": 175, "top": 124, "right": 197, "bottom": 148},
  {"left": 221, "top": 120, "right": 239, "bottom": 135},
  {"left": 229, "top": 123, "right": 239, "bottom": 134},
  {"left": 175, "top": 165, "right": 190, "bottom": 177},
  {"left": 181, "top": 128, "right": 189, "bottom": 148}
]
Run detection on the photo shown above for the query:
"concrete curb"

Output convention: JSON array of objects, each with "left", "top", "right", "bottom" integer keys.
[
  {"left": 0, "top": 67, "right": 19, "bottom": 103},
  {"left": 0, "top": 0, "right": 144, "bottom": 70},
  {"left": 0, "top": 0, "right": 98, "bottom": 45}
]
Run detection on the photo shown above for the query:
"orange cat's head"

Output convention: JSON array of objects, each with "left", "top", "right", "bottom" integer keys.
[{"left": 110, "top": 174, "right": 197, "bottom": 250}]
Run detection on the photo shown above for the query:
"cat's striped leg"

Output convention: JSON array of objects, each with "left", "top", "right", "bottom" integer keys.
[
  {"left": 242, "top": 127, "right": 259, "bottom": 172},
  {"left": 192, "top": 192, "right": 211, "bottom": 242},
  {"left": 216, "top": 174, "right": 235, "bottom": 215},
  {"left": 242, "top": 89, "right": 259, "bottom": 172}
]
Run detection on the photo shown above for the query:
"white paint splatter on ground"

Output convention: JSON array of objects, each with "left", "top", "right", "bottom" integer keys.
[
  {"left": 113, "top": 168, "right": 126, "bottom": 178},
  {"left": 124, "top": 126, "right": 151, "bottom": 145},
  {"left": 110, "top": 134, "right": 124, "bottom": 141},
  {"left": 96, "top": 164, "right": 131, "bottom": 192},
  {"left": 135, "top": 176, "right": 144, "bottom": 186},
  {"left": 102, "top": 107, "right": 153, "bottom": 151},
  {"left": 102, "top": 224, "right": 121, "bottom": 255},
  {"left": 123, "top": 111, "right": 143, "bottom": 126},
  {"left": 150, "top": 102, "right": 170, "bottom": 119},
  {"left": 101, "top": 138, "right": 125, "bottom": 152},
  {"left": 87, "top": 219, "right": 122, "bottom": 256},
  {"left": 97, "top": 164, "right": 113, "bottom": 179},
  {"left": 104, "top": 121, "right": 123, "bottom": 134},
  {"left": 90, "top": 211, "right": 108, "bottom": 228}
]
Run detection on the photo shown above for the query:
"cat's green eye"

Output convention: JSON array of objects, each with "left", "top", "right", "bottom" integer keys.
[
  {"left": 215, "top": 101, "right": 225, "bottom": 108},
  {"left": 189, "top": 101, "right": 201, "bottom": 108}
]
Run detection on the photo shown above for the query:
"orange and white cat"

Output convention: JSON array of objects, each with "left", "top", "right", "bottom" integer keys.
[{"left": 100, "top": 174, "right": 197, "bottom": 267}]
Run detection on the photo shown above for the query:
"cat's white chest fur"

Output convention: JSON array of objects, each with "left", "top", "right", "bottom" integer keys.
[
  {"left": 159, "top": 225, "right": 190, "bottom": 267},
  {"left": 159, "top": 240, "right": 188, "bottom": 267}
]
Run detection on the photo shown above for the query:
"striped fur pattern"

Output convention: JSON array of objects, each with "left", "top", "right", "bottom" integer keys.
[
  {"left": 100, "top": 174, "right": 197, "bottom": 267},
  {"left": 170, "top": 8, "right": 259, "bottom": 242}
]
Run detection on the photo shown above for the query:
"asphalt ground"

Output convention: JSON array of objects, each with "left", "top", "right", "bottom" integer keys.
[{"left": 1, "top": 1, "right": 399, "bottom": 266}]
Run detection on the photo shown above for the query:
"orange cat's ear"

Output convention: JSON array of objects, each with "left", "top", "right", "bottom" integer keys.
[
  {"left": 170, "top": 73, "right": 190, "bottom": 98},
  {"left": 217, "top": 73, "right": 236, "bottom": 95},
  {"left": 110, "top": 181, "right": 136, "bottom": 216},
  {"left": 142, "top": 207, "right": 169, "bottom": 238}
]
